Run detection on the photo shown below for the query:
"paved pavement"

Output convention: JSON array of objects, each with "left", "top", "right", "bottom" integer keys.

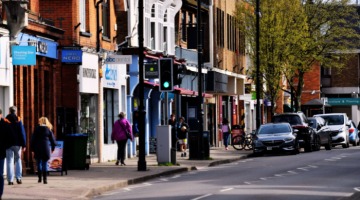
[
  {"left": 92, "top": 146, "right": 360, "bottom": 200},
  {"left": 2, "top": 148, "right": 250, "bottom": 200}
]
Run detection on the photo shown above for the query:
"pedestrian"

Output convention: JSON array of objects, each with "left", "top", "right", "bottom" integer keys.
[
  {"left": 111, "top": 112, "right": 133, "bottom": 166},
  {"left": 177, "top": 117, "right": 189, "bottom": 157},
  {"left": 0, "top": 109, "right": 15, "bottom": 200},
  {"left": 222, "top": 118, "right": 232, "bottom": 150},
  {"left": 30, "top": 117, "right": 56, "bottom": 184},
  {"left": 5, "top": 106, "right": 26, "bottom": 185},
  {"left": 168, "top": 114, "right": 178, "bottom": 148}
]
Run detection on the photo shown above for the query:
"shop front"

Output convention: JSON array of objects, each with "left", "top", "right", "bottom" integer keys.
[
  {"left": 327, "top": 98, "right": 360, "bottom": 125},
  {"left": 79, "top": 52, "right": 99, "bottom": 163}
]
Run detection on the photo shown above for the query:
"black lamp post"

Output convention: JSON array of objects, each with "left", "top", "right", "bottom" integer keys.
[
  {"left": 197, "top": 0, "right": 204, "bottom": 160},
  {"left": 256, "top": 0, "right": 261, "bottom": 129},
  {"left": 138, "top": 0, "right": 147, "bottom": 171}
]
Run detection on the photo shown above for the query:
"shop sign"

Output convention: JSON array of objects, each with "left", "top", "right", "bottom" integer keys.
[
  {"left": 17, "top": 33, "right": 58, "bottom": 59},
  {"left": 103, "top": 64, "right": 119, "bottom": 88},
  {"left": 12, "top": 46, "right": 36, "bottom": 65},
  {"left": 48, "top": 141, "right": 64, "bottom": 172},
  {"left": 328, "top": 98, "right": 360, "bottom": 105},
  {"left": 144, "top": 64, "right": 159, "bottom": 79},
  {"left": 80, "top": 53, "right": 99, "bottom": 94},
  {"left": 105, "top": 55, "right": 132, "bottom": 64},
  {"left": 61, "top": 50, "right": 83, "bottom": 65}
]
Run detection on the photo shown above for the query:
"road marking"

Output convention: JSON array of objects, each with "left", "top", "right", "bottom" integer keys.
[
  {"left": 244, "top": 182, "right": 252, "bottom": 185},
  {"left": 171, "top": 175, "right": 181, "bottom": 178},
  {"left": 325, "top": 159, "right": 337, "bottom": 161},
  {"left": 332, "top": 157, "right": 341, "bottom": 159},
  {"left": 287, "top": 171, "right": 298, "bottom": 174},
  {"left": 124, "top": 188, "right": 131, "bottom": 191},
  {"left": 308, "top": 165, "right": 318, "bottom": 168},
  {"left": 192, "top": 194, "right": 213, "bottom": 200},
  {"left": 297, "top": 168, "right": 308, "bottom": 171},
  {"left": 160, "top": 179, "right": 168, "bottom": 181},
  {"left": 220, "top": 188, "right": 234, "bottom": 192},
  {"left": 354, "top": 187, "right": 360, "bottom": 192},
  {"left": 143, "top": 183, "right": 152, "bottom": 186}
]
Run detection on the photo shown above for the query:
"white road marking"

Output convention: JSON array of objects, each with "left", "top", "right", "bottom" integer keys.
[
  {"left": 354, "top": 187, "right": 360, "bottom": 192},
  {"left": 220, "top": 188, "right": 234, "bottom": 192},
  {"left": 308, "top": 165, "right": 318, "bottom": 168},
  {"left": 171, "top": 175, "right": 181, "bottom": 178},
  {"left": 123, "top": 188, "right": 131, "bottom": 191},
  {"left": 244, "top": 182, "right": 252, "bottom": 185},
  {"left": 332, "top": 157, "right": 341, "bottom": 159},
  {"left": 325, "top": 159, "right": 336, "bottom": 161},
  {"left": 143, "top": 183, "right": 152, "bottom": 186},
  {"left": 160, "top": 179, "right": 168, "bottom": 181},
  {"left": 191, "top": 194, "right": 213, "bottom": 200},
  {"left": 297, "top": 168, "right": 308, "bottom": 171},
  {"left": 287, "top": 171, "right": 298, "bottom": 174}
]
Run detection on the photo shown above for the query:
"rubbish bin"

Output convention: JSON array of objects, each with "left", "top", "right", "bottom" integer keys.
[
  {"left": 189, "top": 131, "right": 210, "bottom": 159},
  {"left": 65, "top": 134, "right": 90, "bottom": 170}
]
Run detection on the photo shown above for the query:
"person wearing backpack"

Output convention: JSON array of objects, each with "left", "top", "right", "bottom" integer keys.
[
  {"left": 222, "top": 118, "right": 232, "bottom": 150},
  {"left": 0, "top": 109, "right": 15, "bottom": 200},
  {"left": 111, "top": 112, "right": 133, "bottom": 166}
]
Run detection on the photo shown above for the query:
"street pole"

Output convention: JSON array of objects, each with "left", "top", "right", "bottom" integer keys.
[
  {"left": 291, "top": 77, "right": 294, "bottom": 112},
  {"left": 197, "top": 0, "right": 204, "bottom": 160},
  {"left": 138, "top": 0, "right": 147, "bottom": 171},
  {"left": 256, "top": 0, "right": 261, "bottom": 130},
  {"left": 165, "top": 92, "right": 168, "bottom": 125}
]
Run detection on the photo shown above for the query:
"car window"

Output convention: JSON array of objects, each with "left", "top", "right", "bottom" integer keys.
[
  {"left": 258, "top": 124, "right": 291, "bottom": 134},
  {"left": 308, "top": 119, "right": 317, "bottom": 128},
  {"left": 273, "top": 115, "right": 302, "bottom": 125},
  {"left": 302, "top": 114, "right": 308, "bottom": 123},
  {"left": 319, "top": 115, "right": 344, "bottom": 126}
]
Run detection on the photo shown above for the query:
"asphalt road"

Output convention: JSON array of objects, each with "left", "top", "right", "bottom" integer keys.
[{"left": 92, "top": 146, "right": 360, "bottom": 200}]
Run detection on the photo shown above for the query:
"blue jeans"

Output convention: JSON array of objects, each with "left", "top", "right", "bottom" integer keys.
[
  {"left": 36, "top": 159, "right": 48, "bottom": 172},
  {"left": 223, "top": 132, "right": 230, "bottom": 147},
  {"left": 6, "top": 146, "right": 22, "bottom": 182},
  {"left": 0, "top": 159, "right": 4, "bottom": 197}
]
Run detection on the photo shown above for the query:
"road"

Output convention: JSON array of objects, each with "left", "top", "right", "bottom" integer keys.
[{"left": 92, "top": 146, "right": 360, "bottom": 200}]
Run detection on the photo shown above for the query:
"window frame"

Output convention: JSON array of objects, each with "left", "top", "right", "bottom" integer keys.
[{"left": 102, "top": 1, "right": 110, "bottom": 38}]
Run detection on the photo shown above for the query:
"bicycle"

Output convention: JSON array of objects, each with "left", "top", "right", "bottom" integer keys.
[{"left": 232, "top": 132, "right": 253, "bottom": 150}]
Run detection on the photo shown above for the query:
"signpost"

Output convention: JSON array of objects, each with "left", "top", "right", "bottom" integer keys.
[{"left": 12, "top": 46, "right": 36, "bottom": 65}]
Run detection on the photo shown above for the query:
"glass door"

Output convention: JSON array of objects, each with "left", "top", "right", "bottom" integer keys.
[{"left": 80, "top": 94, "right": 98, "bottom": 156}]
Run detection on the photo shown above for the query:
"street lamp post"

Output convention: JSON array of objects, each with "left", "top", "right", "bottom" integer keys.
[
  {"left": 197, "top": 0, "right": 204, "bottom": 160},
  {"left": 256, "top": 0, "right": 261, "bottom": 129},
  {"left": 138, "top": 0, "right": 147, "bottom": 171}
]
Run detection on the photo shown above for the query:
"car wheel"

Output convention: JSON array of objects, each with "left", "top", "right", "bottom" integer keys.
[
  {"left": 314, "top": 136, "right": 321, "bottom": 151},
  {"left": 353, "top": 141, "right": 357, "bottom": 146},
  {"left": 305, "top": 143, "right": 313, "bottom": 152},
  {"left": 325, "top": 136, "right": 332, "bottom": 150},
  {"left": 291, "top": 141, "right": 300, "bottom": 155}
]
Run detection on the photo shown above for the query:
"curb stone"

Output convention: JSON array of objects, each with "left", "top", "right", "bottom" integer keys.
[
  {"left": 208, "top": 155, "right": 249, "bottom": 167},
  {"left": 338, "top": 191, "right": 360, "bottom": 200}
]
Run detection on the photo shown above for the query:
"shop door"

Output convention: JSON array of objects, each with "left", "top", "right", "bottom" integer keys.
[
  {"left": 103, "top": 89, "right": 119, "bottom": 144},
  {"left": 80, "top": 94, "right": 98, "bottom": 156}
]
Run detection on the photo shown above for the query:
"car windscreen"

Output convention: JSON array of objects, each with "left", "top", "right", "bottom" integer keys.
[
  {"left": 308, "top": 119, "right": 317, "bottom": 128},
  {"left": 319, "top": 115, "right": 344, "bottom": 126},
  {"left": 258, "top": 124, "right": 291, "bottom": 135},
  {"left": 272, "top": 115, "right": 302, "bottom": 125}
]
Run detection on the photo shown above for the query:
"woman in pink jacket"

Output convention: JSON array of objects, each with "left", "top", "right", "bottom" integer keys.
[{"left": 111, "top": 112, "right": 133, "bottom": 166}]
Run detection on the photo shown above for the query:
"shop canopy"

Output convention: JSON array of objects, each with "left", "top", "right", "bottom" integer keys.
[
  {"left": 303, "top": 99, "right": 331, "bottom": 107},
  {"left": 144, "top": 81, "right": 213, "bottom": 98}
]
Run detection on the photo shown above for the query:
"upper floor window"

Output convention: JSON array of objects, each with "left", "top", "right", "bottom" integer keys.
[
  {"left": 151, "top": 4, "right": 155, "bottom": 18},
  {"left": 182, "top": 12, "right": 186, "bottom": 41},
  {"left": 102, "top": 1, "right": 110, "bottom": 37},
  {"left": 79, "top": 0, "right": 86, "bottom": 32},
  {"left": 188, "top": 13, "right": 192, "bottom": 26}
]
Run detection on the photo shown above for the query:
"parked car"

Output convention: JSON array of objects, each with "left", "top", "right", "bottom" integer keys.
[
  {"left": 308, "top": 117, "right": 332, "bottom": 150},
  {"left": 348, "top": 120, "right": 359, "bottom": 146},
  {"left": 314, "top": 113, "right": 350, "bottom": 148},
  {"left": 272, "top": 112, "right": 316, "bottom": 152},
  {"left": 252, "top": 123, "right": 300, "bottom": 156}
]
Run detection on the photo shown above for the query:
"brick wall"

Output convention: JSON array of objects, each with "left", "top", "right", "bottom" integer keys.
[{"left": 332, "top": 55, "right": 359, "bottom": 87}]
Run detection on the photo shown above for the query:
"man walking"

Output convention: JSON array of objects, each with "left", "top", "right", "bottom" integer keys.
[
  {"left": 5, "top": 106, "right": 26, "bottom": 185},
  {"left": 177, "top": 117, "right": 189, "bottom": 157},
  {"left": 0, "top": 109, "right": 15, "bottom": 199}
]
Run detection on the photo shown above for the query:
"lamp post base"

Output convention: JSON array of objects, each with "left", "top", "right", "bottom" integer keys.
[{"left": 138, "top": 160, "right": 147, "bottom": 171}]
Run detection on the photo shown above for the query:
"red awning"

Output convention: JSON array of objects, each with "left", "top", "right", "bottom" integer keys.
[{"left": 143, "top": 81, "right": 213, "bottom": 98}]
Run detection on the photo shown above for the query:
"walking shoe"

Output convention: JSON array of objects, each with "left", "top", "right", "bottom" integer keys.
[
  {"left": 121, "top": 163, "right": 126, "bottom": 166},
  {"left": 8, "top": 182, "right": 13, "bottom": 185},
  {"left": 184, "top": 152, "right": 187, "bottom": 157},
  {"left": 115, "top": 161, "right": 120, "bottom": 166},
  {"left": 16, "top": 179, "right": 22, "bottom": 184},
  {"left": 181, "top": 154, "right": 184, "bottom": 157},
  {"left": 38, "top": 171, "right": 42, "bottom": 183},
  {"left": 43, "top": 171, "right": 48, "bottom": 184}
]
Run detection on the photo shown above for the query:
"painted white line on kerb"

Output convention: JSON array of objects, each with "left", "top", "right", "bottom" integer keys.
[
  {"left": 220, "top": 188, "right": 234, "bottom": 192},
  {"left": 191, "top": 194, "right": 213, "bottom": 200}
]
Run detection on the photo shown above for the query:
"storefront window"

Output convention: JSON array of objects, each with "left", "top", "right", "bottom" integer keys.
[
  {"left": 103, "top": 89, "right": 119, "bottom": 144},
  {"left": 80, "top": 94, "right": 98, "bottom": 156}
]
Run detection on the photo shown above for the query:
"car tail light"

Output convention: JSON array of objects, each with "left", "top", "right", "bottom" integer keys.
[
  {"left": 294, "top": 125, "right": 307, "bottom": 129},
  {"left": 349, "top": 129, "right": 355, "bottom": 133}
]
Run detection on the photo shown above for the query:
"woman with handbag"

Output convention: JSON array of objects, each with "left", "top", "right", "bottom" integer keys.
[
  {"left": 111, "top": 112, "right": 133, "bottom": 166},
  {"left": 221, "top": 118, "right": 232, "bottom": 150}
]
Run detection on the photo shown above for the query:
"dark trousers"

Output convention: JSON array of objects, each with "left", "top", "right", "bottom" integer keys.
[
  {"left": 117, "top": 140, "right": 127, "bottom": 163},
  {"left": 36, "top": 159, "right": 48, "bottom": 172},
  {"left": 223, "top": 132, "right": 230, "bottom": 147},
  {"left": 0, "top": 158, "right": 4, "bottom": 197}
]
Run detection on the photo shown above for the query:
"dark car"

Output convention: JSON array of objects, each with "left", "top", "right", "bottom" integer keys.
[
  {"left": 252, "top": 123, "right": 300, "bottom": 156},
  {"left": 308, "top": 117, "right": 332, "bottom": 150},
  {"left": 272, "top": 112, "right": 315, "bottom": 152}
]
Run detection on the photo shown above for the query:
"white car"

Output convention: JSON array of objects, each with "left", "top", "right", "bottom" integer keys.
[{"left": 314, "top": 113, "right": 351, "bottom": 148}]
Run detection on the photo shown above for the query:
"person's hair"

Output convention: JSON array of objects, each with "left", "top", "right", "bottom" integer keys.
[
  {"left": 223, "top": 118, "right": 229, "bottom": 125},
  {"left": 170, "top": 114, "right": 175, "bottom": 118},
  {"left": 9, "top": 106, "right": 17, "bottom": 114},
  {"left": 39, "top": 117, "right": 53, "bottom": 130},
  {"left": 0, "top": 109, "right": 2, "bottom": 115},
  {"left": 118, "top": 112, "right": 126, "bottom": 118},
  {"left": 179, "top": 116, "right": 185, "bottom": 121}
]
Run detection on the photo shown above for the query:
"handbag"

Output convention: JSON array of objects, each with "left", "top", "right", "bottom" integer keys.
[
  {"left": 227, "top": 124, "right": 233, "bottom": 134},
  {"left": 118, "top": 120, "right": 132, "bottom": 140}
]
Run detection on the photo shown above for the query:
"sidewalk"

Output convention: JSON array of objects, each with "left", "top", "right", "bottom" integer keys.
[{"left": 2, "top": 148, "right": 252, "bottom": 200}]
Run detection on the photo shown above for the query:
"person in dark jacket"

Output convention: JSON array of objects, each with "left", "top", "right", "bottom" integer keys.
[
  {"left": 5, "top": 106, "right": 26, "bottom": 185},
  {"left": 0, "top": 109, "right": 15, "bottom": 200},
  {"left": 168, "top": 114, "right": 177, "bottom": 148},
  {"left": 30, "top": 117, "right": 56, "bottom": 184},
  {"left": 177, "top": 117, "right": 189, "bottom": 157}
]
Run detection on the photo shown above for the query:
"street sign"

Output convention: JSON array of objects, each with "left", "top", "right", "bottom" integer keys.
[
  {"left": 105, "top": 55, "right": 132, "bottom": 64},
  {"left": 61, "top": 50, "right": 83, "bottom": 65},
  {"left": 12, "top": 46, "right": 36, "bottom": 65},
  {"left": 144, "top": 64, "right": 159, "bottom": 79},
  {"left": 328, "top": 98, "right": 360, "bottom": 105}
]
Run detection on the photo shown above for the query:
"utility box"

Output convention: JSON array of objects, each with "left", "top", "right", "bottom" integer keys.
[{"left": 157, "top": 125, "right": 171, "bottom": 165}]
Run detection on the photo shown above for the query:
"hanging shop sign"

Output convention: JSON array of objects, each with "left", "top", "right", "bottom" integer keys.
[
  {"left": 61, "top": 50, "right": 83, "bottom": 65},
  {"left": 17, "top": 33, "right": 58, "bottom": 59},
  {"left": 105, "top": 55, "right": 132, "bottom": 64},
  {"left": 144, "top": 64, "right": 159, "bottom": 79},
  {"left": 328, "top": 98, "right": 360, "bottom": 106},
  {"left": 80, "top": 53, "right": 99, "bottom": 94},
  {"left": 12, "top": 46, "right": 36, "bottom": 65},
  {"left": 103, "top": 64, "right": 119, "bottom": 88}
]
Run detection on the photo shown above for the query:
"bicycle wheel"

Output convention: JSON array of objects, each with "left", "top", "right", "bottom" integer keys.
[
  {"left": 244, "top": 137, "right": 253, "bottom": 150},
  {"left": 232, "top": 135, "right": 245, "bottom": 150}
]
